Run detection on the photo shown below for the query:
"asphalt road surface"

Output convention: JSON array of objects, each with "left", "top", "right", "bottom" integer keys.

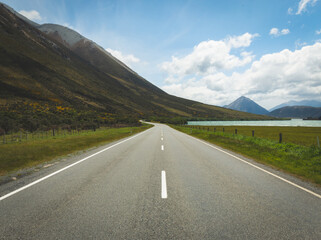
[{"left": 0, "top": 123, "right": 320, "bottom": 239}]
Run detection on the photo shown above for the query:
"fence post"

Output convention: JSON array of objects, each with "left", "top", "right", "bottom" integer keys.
[
  {"left": 252, "top": 130, "right": 254, "bottom": 137},
  {"left": 214, "top": 128, "right": 216, "bottom": 132},
  {"left": 317, "top": 136, "right": 320, "bottom": 148},
  {"left": 223, "top": 128, "right": 225, "bottom": 133},
  {"left": 52, "top": 128, "right": 55, "bottom": 137},
  {"left": 3, "top": 132, "right": 5, "bottom": 144},
  {"left": 279, "top": 133, "right": 282, "bottom": 143},
  {"left": 20, "top": 131, "right": 22, "bottom": 142},
  {"left": 235, "top": 129, "right": 237, "bottom": 135}
]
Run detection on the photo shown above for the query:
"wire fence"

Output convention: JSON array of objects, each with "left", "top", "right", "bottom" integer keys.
[
  {"left": 0, "top": 124, "right": 135, "bottom": 145},
  {"left": 185, "top": 125, "right": 321, "bottom": 148}
]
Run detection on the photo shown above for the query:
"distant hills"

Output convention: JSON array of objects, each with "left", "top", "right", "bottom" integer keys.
[
  {"left": 269, "top": 106, "right": 321, "bottom": 119},
  {"left": 224, "top": 96, "right": 269, "bottom": 115},
  {"left": 0, "top": 3, "right": 272, "bottom": 132},
  {"left": 224, "top": 96, "right": 321, "bottom": 119},
  {"left": 269, "top": 100, "right": 321, "bottom": 112}
]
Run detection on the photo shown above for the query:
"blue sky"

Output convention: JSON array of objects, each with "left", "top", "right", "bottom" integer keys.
[{"left": 3, "top": 0, "right": 321, "bottom": 109}]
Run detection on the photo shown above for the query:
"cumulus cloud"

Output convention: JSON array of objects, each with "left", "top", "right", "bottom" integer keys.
[
  {"left": 162, "top": 42, "right": 321, "bottom": 108},
  {"left": 18, "top": 10, "right": 42, "bottom": 21},
  {"left": 316, "top": 29, "right": 321, "bottom": 35},
  {"left": 269, "top": 28, "right": 290, "bottom": 37},
  {"left": 161, "top": 33, "right": 258, "bottom": 82},
  {"left": 106, "top": 48, "right": 140, "bottom": 67},
  {"left": 296, "top": 0, "right": 318, "bottom": 15}
]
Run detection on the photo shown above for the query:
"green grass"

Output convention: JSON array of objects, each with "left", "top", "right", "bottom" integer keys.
[
  {"left": 172, "top": 125, "right": 321, "bottom": 185},
  {"left": 0, "top": 124, "right": 152, "bottom": 175},
  {"left": 188, "top": 125, "right": 321, "bottom": 147}
]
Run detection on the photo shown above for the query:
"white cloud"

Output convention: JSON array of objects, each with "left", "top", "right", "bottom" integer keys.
[
  {"left": 269, "top": 28, "right": 290, "bottom": 37},
  {"left": 269, "top": 28, "right": 279, "bottom": 36},
  {"left": 161, "top": 42, "right": 321, "bottom": 109},
  {"left": 161, "top": 33, "right": 258, "bottom": 82},
  {"left": 296, "top": 0, "right": 318, "bottom": 15},
  {"left": 18, "top": 10, "right": 42, "bottom": 21},
  {"left": 288, "top": 7, "right": 294, "bottom": 14},
  {"left": 316, "top": 29, "right": 321, "bottom": 35},
  {"left": 281, "top": 29, "right": 290, "bottom": 35},
  {"left": 106, "top": 48, "right": 140, "bottom": 67}
]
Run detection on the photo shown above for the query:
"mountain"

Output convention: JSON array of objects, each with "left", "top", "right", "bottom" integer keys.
[
  {"left": 269, "top": 106, "right": 321, "bottom": 119},
  {"left": 0, "top": 3, "right": 272, "bottom": 132},
  {"left": 224, "top": 96, "right": 269, "bottom": 115},
  {"left": 37, "top": 23, "right": 164, "bottom": 98},
  {"left": 269, "top": 100, "right": 321, "bottom": 112}
]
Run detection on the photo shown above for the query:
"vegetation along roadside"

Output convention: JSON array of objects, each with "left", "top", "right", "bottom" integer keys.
[
  {"left": 171, "top": 125, "right": 321, "bottom": 185},
  {"left": 0, "top": 123, "right": 153, "bottom": 176}
]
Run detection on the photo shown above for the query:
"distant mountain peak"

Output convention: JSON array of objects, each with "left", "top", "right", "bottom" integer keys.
[
  {"left": 269, "top": 99, "right": 321, "bottom": 111},
  {"left": 225, "top": 96, "right": 269, "bottom": 115}
]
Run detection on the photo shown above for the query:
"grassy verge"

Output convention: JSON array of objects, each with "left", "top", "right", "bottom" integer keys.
[
  {"left": 0, "top": 124, "right": 152, "bottom": 175},
  {"left": 171, "top": 125, "right": 321, "bottom": 185},
  {"left": 187, "top": 125, "right": 321, "bottom": 147}
]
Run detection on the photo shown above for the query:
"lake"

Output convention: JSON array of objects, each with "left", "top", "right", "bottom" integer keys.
[{"left": 187, "top": 119, "right": 321, "bottom": 127}]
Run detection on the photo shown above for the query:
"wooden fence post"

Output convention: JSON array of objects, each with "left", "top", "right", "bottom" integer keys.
[
  {"left": 317, "top": 136, "right": 320, "bottom": 148},
  {"left": 223, "top": 128, "right": 225, "bottom": 132},
  {"left": 279, "top": 133, "right": 282, "bottom": 143},
  {"left": 252, "top": 130, "right": 254, "bottom": 137},
  {"left": 235, "top": 129, "right": 237, "bottom": 135},
  {"left": 214, "top": 128, "right": 216, "bottom": 132}
]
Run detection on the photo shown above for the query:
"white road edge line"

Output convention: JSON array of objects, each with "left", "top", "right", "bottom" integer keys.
[
  {"left": 161, "top": 170, "right": 167, "bottom": 199},
  {"left": 161, "top": 145, "right": 164, "bottom": 151},
  {"left": 188, "top": 134, "right": 321, "bottom": 199},
  {"left": 0, "top": 128, "right": 153, "bottom": 202}
]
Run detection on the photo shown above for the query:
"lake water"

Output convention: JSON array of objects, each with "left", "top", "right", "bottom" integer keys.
[{"left": 187, "top": 119, "right": 321, "bottom": 127}]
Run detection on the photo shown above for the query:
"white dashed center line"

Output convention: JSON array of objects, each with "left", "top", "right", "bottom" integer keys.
[{"left": 161, "top": 171, "right": 167, "bottom": 199}]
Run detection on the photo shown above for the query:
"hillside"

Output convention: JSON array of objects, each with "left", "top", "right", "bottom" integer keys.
[
  {"left": 270, "top": 100, "right": 321, "bottom": 112},
  {"left": 0, "top": 3, "right": 272, "bottom": 132},
  {"left": 224, "top": 96, "right": 269, "bottom": 115},
  {"left": 269, "top": 106, "right": 321, "bottom": 119}
]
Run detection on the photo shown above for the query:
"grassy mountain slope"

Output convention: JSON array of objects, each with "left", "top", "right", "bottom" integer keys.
[{"left": 0, "top": 4, "right": 272, "bottom": 132}]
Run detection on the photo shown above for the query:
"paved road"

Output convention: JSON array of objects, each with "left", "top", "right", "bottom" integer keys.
[{"left": 0, "top": 123, "right": 320, "bottom": 239}]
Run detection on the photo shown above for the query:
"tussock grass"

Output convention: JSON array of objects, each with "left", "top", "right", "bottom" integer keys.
[
  {"left": 188, "top": 125, "right": 321, "bottom": 147},
  {"left": 0, "top": 124, "right": 152, "bottom": 175},
  {"left": 172, "top": 125, "right": 321, "bottom": 185}
]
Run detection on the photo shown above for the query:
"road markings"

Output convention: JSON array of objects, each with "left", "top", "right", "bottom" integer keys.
[
  {"left": 161, "top": 145, "right": 164, "bottom": 151},
  {"left": 189, "top": 135, "right": 321, "bottom": 199},
  {"left": 161, "top": 171, "right": 167, "bottom": 199},
  {"left": 0, "top": 128, "right": 153, "bottom": 202}
]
